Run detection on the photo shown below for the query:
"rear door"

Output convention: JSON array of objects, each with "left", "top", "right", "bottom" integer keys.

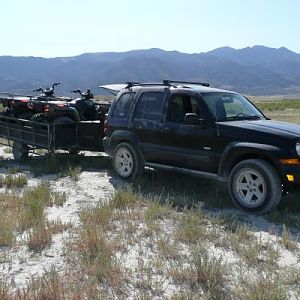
[
  {"left": 160, "top": 92, "right": 218, "bottom": 173},
  {"left": 130, "top": 90, "right": 166, "bottom": 163}
]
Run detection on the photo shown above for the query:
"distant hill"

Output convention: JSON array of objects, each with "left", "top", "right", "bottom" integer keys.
[{"left": 1, "top": 46, "right": 300, "bottom": 96}]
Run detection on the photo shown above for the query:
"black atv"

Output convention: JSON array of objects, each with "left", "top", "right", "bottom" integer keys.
[
  {"left": 29, "top": 89, "right": 111, "bottom": 155},
  {"left": 31, "top": 89, "right": 110, "bottom": 124},
  {"left": 0, "top": 92, "right": 33, "bottom": 119}
]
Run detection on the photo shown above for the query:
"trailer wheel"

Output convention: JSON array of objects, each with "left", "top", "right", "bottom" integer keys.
[{"left": 12, "top": 141, "right": 29, "bottom": 160}]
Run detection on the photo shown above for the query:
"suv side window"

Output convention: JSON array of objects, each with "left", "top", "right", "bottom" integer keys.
[
  {"left": 168, "top": 95, "right": 201, "bottom": 123},
  {"left": 134, "top": 92, "right": 165, "bottom": 121},
  {"left": 112, "top": 92, "right": 135, "bottom": 119}
]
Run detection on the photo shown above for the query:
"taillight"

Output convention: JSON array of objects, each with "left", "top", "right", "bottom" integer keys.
[
  {"left": 44, "top": 104, "right": 49, "bottom": 112},
  {"left": 104, "top": 119, "right": 109, "bottom": 136}
]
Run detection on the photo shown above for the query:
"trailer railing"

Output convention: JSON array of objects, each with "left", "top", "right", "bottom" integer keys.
[{"left": 0, "top": 115, "right": 51, "bottom": 150}]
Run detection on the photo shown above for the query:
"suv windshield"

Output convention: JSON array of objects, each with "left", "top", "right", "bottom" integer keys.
[{"left": 201, "top": 93, "right": 265, "bottom": 122}]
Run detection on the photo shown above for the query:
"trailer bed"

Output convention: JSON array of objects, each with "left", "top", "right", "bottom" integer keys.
[{"left": 0, "top": 115, "right": 104, "bottom": 153}]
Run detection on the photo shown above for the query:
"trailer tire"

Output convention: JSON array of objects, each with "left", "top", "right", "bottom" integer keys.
[
  {"left": 53, "top": 117, "right": 79, "bottom": 155},
  {"left": 12, "top": 141, "right": 29, "bottom": 160}
]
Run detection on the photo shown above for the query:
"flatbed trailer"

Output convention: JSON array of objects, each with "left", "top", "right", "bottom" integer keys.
[{"left": 0, "top": 115, "right": 105, "bottom": 159}]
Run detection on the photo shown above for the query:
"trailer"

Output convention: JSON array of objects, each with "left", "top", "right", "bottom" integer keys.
[{"left": 0, "top": 115, "right": 105, "bottom": 160}]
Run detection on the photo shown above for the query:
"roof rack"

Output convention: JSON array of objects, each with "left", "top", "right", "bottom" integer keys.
[
  {"left": 125, "top": 80, "right": 210, "bottom": 89},
  {"left": 163, "top": 80, "right": 210, "bottom": 87}
]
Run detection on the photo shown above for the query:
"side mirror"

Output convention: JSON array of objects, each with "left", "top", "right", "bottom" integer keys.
[{"left": 184, "top": 113, "right": 204, "bottom": 125}]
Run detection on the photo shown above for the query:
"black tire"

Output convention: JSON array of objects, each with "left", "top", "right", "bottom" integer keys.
[
  {"left": 229, "top": 159, "right": 282, "bottom": 214},
  {"left": 112, "top": 142, "right": 144, "bottom": 181},
  {"left": 30, "top": 113, "right": 48, "bottom": 134},
  {"left": 12, "top": 141, "right": 29, "bottom": 160},
  {"left": 53, "top": 116, "right": 74, "bottom": 124},
  {"left": 69, "top": 146, "right": 79, "bottom": 155},
  {"left": 19, "top": 113, "right": 33, "bottom": 120},
  {"left": 53, "top": 117, "right": 78, "bottom": 154},
  {"left": 30, "top": 113, "right": 47, "bottom": 123}
]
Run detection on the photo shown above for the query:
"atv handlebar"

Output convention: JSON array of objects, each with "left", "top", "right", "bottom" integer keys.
[
  {"left": 71, "top": 89, "right": 83, "bottom": 96},
  {"left": 33, "top": 87, "right": 43, "bottom": 92},
  {"left": 52, "top": 82, "right": 60, "bottom": 88},
  {"left": 33, "top": 83, "right": 60, "bottom": 95},
  {"left": 71, "top": 89, "right": 93, "bottom": 100}
]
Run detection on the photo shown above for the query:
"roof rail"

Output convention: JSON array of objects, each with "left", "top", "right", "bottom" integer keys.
[
  {"left": 125, "top": 81, "right": 175, "bottom": 89},
  {"left": 163, "top": 80, "right": 210, "bottom": 87}
]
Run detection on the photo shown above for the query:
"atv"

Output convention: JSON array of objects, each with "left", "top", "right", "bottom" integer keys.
[
  {"left": 0, "top": 92, "right": 33, "bottom": 119},
  {"left": 30, "top": 89, "right": 110, "bottom": 124}
]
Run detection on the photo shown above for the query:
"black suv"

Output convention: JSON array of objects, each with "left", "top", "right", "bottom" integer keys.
[{"left": 103, "top": 80, "right": 300, "bottom": 214}]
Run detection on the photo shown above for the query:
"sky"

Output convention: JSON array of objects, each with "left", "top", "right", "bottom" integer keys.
[{"left": 0, "top": 0, "right": 300, "bottom": 58}]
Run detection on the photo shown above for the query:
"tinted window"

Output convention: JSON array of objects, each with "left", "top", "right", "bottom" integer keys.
[
  {"left": 134, "top": 92, "right": 165, "bottom": 121},
  {"left": 168, "top": 95, "right": 201, "bottom": 123},
  {"left": 112, "top": 93, "right": 135, "bottom": 119}
]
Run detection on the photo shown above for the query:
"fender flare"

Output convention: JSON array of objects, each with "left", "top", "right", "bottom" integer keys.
[
  {"left": 108, "top": 130, "right": 145, "bottom": 163},
  {"left": 218, "top": 142, "right": 286, "bottom": 178}
]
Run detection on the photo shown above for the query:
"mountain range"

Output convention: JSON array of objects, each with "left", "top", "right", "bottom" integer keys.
[{"left": 1, "top": 45, "right": 300, "bottom": 96}]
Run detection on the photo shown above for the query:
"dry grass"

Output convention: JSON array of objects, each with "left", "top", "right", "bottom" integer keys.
[
  {"left": 74, "top": 224, "right": 123, "bottom": 289},
  {"left": 27, "top": 222, "right": 52, "bottom": 251},
  {"left": 7, "top": 166, "right": 24, "bottom": 174},
  {"left": 3, "top": 147, "right": 12, "bottom": 154},
  {"left": 234, "top": 275, "right": 288, "bottom": 299},
  {"left": 0, "top": 182, "right": 67, "bottom": 250},
  {"left": 0, "top": 211, "right": 15, "bottom": 247},
  {"left": 169, "top": 246, "right": 226, "bottom": 298},
  {"left": 2, "top": 187, "right": 299, "bottom": 298},
  {"left": 0, "top": 174, "right": 27, "bottom": 188},
  {"left": 66, "top": 165, "right": 82, "bottom": 181},
  {"left": 280, "top": 225, "right": 298, "bottom": 250}
]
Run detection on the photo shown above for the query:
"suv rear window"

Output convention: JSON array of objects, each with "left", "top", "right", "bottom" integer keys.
[
  {"left": 112, "top": 92, "right": 135, "bottom": 119},
  {"left": 134, "top": 92, "right": 165, "bottom": 121}
]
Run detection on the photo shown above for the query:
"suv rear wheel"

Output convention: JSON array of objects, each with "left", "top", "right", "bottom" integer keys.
[
  {"left": 112, "top": 142, "right": 144, "bottom": 180},
  {"left": 229, "top": 159, "right": 282, "bottom": 214}
]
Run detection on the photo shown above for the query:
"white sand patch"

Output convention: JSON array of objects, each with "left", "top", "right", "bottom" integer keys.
[{"left": 0, "top": 160, "right": 116, "bottom": 290}]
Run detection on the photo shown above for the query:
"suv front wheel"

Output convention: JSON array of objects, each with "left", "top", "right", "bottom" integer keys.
[
  {"left": 229, "top": 159, "right": 282, "bottom": 214},
  {"left": 112, "top": 142, "right": 144, "bottom": 180}
]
